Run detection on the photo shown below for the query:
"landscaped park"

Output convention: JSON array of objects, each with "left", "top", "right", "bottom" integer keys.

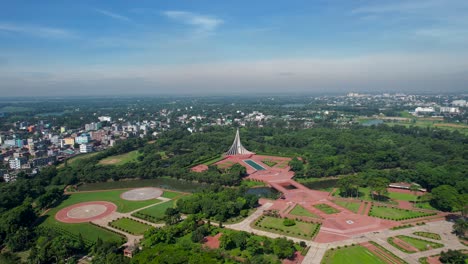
[
  {"left": 40, "top": 187, "right": 187, "bottom": 246},
  {"left": 37, "top": 130, "right": 466, "bottom": 264}
]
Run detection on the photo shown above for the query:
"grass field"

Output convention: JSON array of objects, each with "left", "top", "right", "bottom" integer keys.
[
  {"left": 314, "top": 204, "right": 340, "bottom": 214},
  {"left": 415, "top": 202, "right": 437, "bottom": 210},
  {"left": 261, "top": 159, "right": 278, "bottom": 167},
  {"left": 57, "top": 152, "right": 99, "bottom": 168},
  {"left": 395, "top": 235, "right": 443, "bottom": 251},
  {"left": 217, "top": 161, "right": 236, "bottom": 169},
  {"left": 413, "top": 232, "right": 441, "bottom": 240},
  {"left": 334, "top": 187, "right": 398, "bottom": 205},
  {"left": 99, "top": 150, "right": 141, "bottom": 166},
  {"left": 161, "top": 190, "right": 183, "bottom": 199},
  {"left": 132, "top": 200, "right": 176, "bottom": 223},
  {"left": 332, "top": 200, "right": 361, "bottom": 213},
  {"left": 61, "top": 190, "right": 163, "bottom": 213},
  {"left": 254, "top": 216, "right": 320, "bottom": 239},
  {"left": 40, "top": 194, "right": 126, "bottom": 244},
  {"left": 289, "top": 205, "right": 320, "bottom": 218},
  {"left": 369, "top": 206, "right": 435, "bottom": 221},
  {"left": 241, "top": 180, "right": 266, "bottom": 188},
  {"left": 109, "top": 218, "right": 153, "bottom": 235},
  {"left": 321, "top": 245, "right": 387, "bottom": 264},
  {"left": 202, "top": 155, "right": 224, "bottom": 165},
  {"left": 388, "top": 191, "right": 418, "bottom": 202}
]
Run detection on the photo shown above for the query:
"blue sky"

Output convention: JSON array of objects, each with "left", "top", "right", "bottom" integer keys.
[{"left": 1, "top": 0, "right": 468, "bottom": 96}]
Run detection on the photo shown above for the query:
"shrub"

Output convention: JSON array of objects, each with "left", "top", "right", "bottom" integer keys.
[{"left": 283, "top": 218, "right": 296, "bottom": 227}]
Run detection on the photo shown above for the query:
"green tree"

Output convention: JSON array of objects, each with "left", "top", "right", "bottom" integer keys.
[
  {"left": 368, "top": 177, "right": 389, "bottom": 201},
  {"left": 430, "top": 185, "right": 461, "bottom": 212},
  {"left": 439, "top": 249, "right": 466, "bottom": 264},
  {"left": 452, "top": 219, "right": 467, "bottom": 239}
]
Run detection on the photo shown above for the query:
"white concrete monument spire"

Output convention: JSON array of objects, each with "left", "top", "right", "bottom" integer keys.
[{"left": 225, "top": 128, "right": 254, "bottom": 156}]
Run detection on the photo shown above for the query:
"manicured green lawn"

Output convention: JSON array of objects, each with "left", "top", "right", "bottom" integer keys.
[
  {"left": 332, "top": 200, "right": 361, "bottom": 213},
  {"left": 261, "top": 159, "right": 278, "bottom": 167},
  {"left": 202, "top": 155, "right": 224, "bottom": 165},
  {"left": 241, "top": 180, "right": 266, "bottom": 188},
  {"left": 369, "top": 206, "right": 434, "bottom": 221},
  {"left": 415, "top": 202, "right": 437, "bottom": 210},
  {"left": 413, "top": 232, "right": 441, "bottom": 240},
  {"left": 99, "top": 150, "right": 141, "bottom": 166},
  {"left": 39, "top": 189, "right": 163, "bottom": 244},
  {"left": 109, "top": 218, "right": 153, "bottom": 235},
  {"left": 132, "top": 200, "right": 176, "bottom": 222},
  {"left": 61, "top": 190, "right": 163, "bottom": 213},
  {"left": 321, "top": 245, "right": 386, "bottom": 264},
  {"left": 396, "top": 235, "right": 443, "bottom": 251},
  {"left": 314, "top": 204, "right": 340, "bottom": 214},
  {"left": 254, "top": 216, "right": 320, "bottom": 239},
  {"left": 388, "top": 192, "right": 418, "bottom": 202},
  {"left": 161, "top": 191, "right": 182, "bottom": 199},
  {"left": 289, "top": 205, "right": 320, "bottom": 218}
]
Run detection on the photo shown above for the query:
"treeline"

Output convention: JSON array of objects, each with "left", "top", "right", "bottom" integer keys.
[
  {"left": 54, "top": 125, "right": 467, "bottom": 194},
  {"left": 176, "top": 185, "right": 258, "bottom": 222}
]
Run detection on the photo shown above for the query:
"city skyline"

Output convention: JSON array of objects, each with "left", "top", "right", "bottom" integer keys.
[{"left": 1, "top": 0, "right": 468, "bottom": 96}]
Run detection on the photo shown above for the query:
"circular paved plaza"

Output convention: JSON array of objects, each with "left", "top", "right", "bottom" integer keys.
[
  {"left": 120, "top": 187, "right": 163, "bottom": 201},
  {"left": 55, "top": 201, "right": 117, "bottom": 223}
]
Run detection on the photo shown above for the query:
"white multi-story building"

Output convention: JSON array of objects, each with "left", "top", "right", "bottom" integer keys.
[
  {"left": 452, "top": 100, "right": 467, "bottom": 107},
  {"left": 79, "top": 144, "right": 93, "bottom": 153},
  {"left": 98, "top": 116, "right": 112, "bottom": 122},
  {"left": 414, "top": 107, "right": 435, "bottom": 113},
  {"left": 9, "top": 157, "right": 27, "bottom": 170},
  {"left": 440, "top": 107, "right": 460, "bottom": 114}
]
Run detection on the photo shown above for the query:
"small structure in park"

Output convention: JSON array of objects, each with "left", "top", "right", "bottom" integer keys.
[{"left": 225, "top": 128, "right": 254, "bottom": 156}]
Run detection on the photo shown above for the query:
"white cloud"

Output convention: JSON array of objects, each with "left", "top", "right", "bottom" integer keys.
[
  {"left": 95, "top": 9, "right": 131, "bottom": 22},
  {"left": 163, "top": 11, "right": 223, "bottom": 34},
  {"left": 0, "top": 22, "right": 74, "bottom": 38}
]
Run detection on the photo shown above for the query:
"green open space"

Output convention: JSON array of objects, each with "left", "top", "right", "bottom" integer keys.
[
  {"left": 62, "top": 190, "right": 163, "bottom": 213},
  {"left": 217, "top": 160, "right": 236, "bottom": 169},
  {"left": 58, "top": 152, "right": 99, "bottom": 169},
  {"left": 321, "top": 245, "right": 387, "bottom": 264},
  {"left": 393, "top": 235, "right": 443, "bottom": 252},
  {"left": 415, "top": 202, "right": 437, "bottom": 210},
  {"left": 132, "top": 200, "right": 176, "bottom": 223},
  {"left": 161, "top": 190, "right": 182, "bottom": 199},
  {"left": 413, "top": 232, "right": 441, "bottom": 240},
  {"left": 241, "top": 180, "right": 266, "bottom": 188},
  {"left": 109, "top": 217, "right": 153, "bottom": 235},
  {"left": 314, "top": 204, "right": 340, "bottom": 214},
  {"left": 334, "top": 187, "right": 398, "bottom": 205},
  {"left": 99, "top": 150, "right": 141, "bottom": 166},
  {"left": 369, "top": 205, "right": 435, "bottom": 221},
  {"left": 388, "top": 191, "right": 418, "bottom": 202},
  {"left": 202, "top": 155, "right": 225, "bottom": 165},
  {"left": 261, "top": 159, "right": 278, "bottom": 167},
  {"left": 39, "top": 189, "right": 163, "bottom": 244},
  {"left": 332, "top": 200, "right": 361, "bottom": 213},
  {"left": 289, "top": 205, "right": 320, "bottom": 218},
  {"left": 253, "top": 216, "right": 320, "bottom": 239}
]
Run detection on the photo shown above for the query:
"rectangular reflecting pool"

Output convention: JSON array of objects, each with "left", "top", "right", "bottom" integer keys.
[{"left": 244, "top": 159, "right": 266, "bottom": 170}]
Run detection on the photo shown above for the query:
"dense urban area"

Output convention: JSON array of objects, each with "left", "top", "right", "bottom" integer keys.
[{"left": 0, "top": 93, "right": 467, "bottom": 264}]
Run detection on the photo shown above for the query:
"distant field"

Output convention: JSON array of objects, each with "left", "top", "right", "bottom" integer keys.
[
  {"left": 57, "top": 152, "right": 99, "bottom": 169},
  {"left": 99, "top": 150, "right": 141, "bottom": 165},
  {"left": 0, "top": 106, "right": 32, "bottom": 112}
]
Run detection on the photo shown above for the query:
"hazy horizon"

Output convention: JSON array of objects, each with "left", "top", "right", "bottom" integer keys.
[{"left": 1, "top": 0, "right": 468, "bottom": 96}]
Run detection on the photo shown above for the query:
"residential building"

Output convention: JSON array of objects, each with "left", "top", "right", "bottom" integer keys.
[
  {"left": 76, "top": 134, "right": 90, "bottom": 144},
  {"left": 79, "top": 144, "right": 93, "bottom": 153},
  {"left": 9, "top": 157, "right": 28, "bottom": 170}
]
